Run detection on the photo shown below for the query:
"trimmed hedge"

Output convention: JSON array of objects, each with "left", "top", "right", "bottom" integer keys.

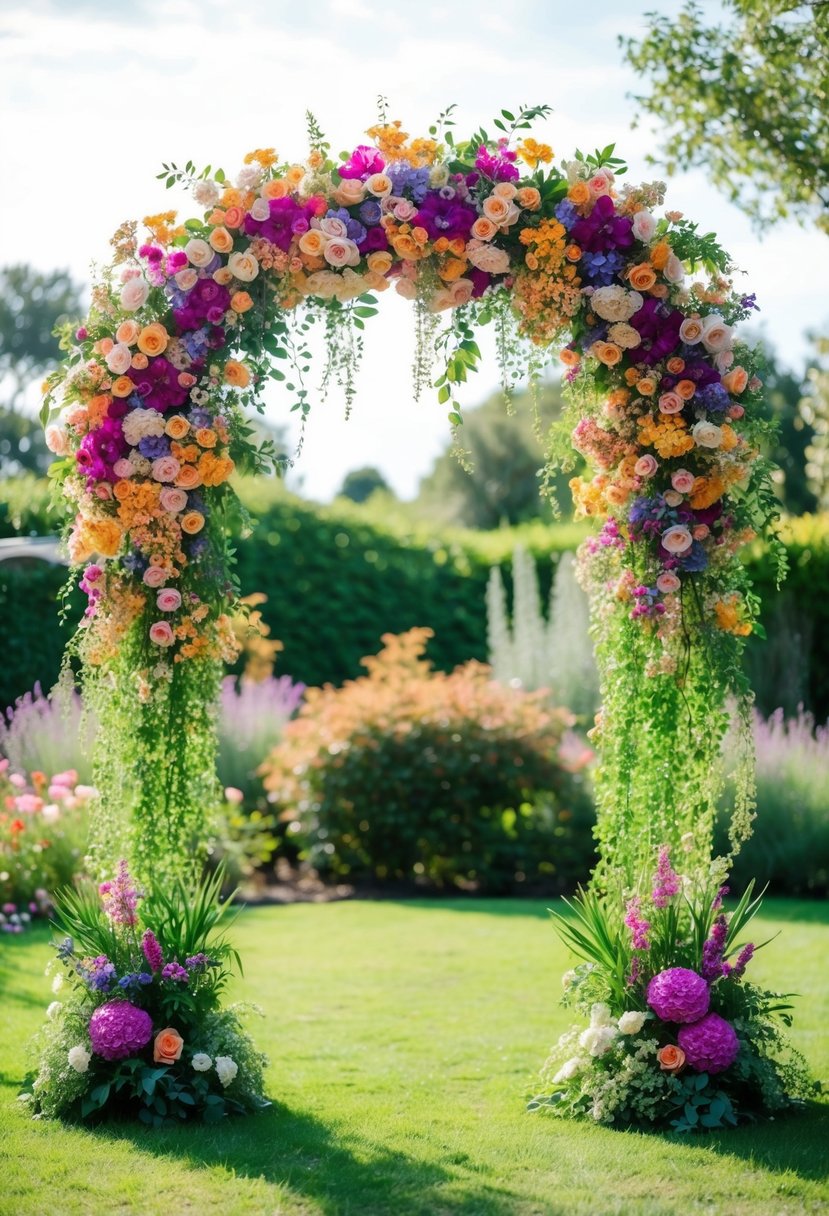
[{"left": 1, "top": 475, "right": 827, "bottom": 718}]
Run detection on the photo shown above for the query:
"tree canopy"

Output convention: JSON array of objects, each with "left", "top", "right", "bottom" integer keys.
[{"left": 623, "top": 1, "right": 829, "bottom": 234}]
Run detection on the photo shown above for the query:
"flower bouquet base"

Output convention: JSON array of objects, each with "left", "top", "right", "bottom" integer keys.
[
  {"left": 21, "top": 863, "right": 270, "bottom": 1126},
  {"left": 529, "top": 849, "right": 816, "bottom": 1132}
]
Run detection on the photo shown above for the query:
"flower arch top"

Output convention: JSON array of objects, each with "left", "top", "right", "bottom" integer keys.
[{"left": 42, "top": 106, "right": 777, "bottom": 879}]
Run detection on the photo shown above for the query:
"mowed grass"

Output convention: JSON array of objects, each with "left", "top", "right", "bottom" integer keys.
[{"left": 0, "top": 898, "right": 827, "bottom": 1216}]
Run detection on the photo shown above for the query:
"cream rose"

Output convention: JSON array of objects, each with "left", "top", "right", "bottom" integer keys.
[
  {"left": 663, "top": 489, "right": 684, "bottom": 507},
  {"left": 679, "top": 316, "right": 704, "bottom": 345},
  {"left": 119, "top": 278, "right": 149, "bottom": 312},
  {"left": 175, "top": 268, "right": 199, "bottom": 292},
  {"left": 365, "top": 173, "right": 393, "bottom": 198},
  {"left": 466, "top": 243, "right": 511, "bottom": 274},
  {"left": 323, "top": 238, "right": 360, "bottom": 268},
  {"left": 607, "top": 322, "right": 640, "bottom": 350},
  {"left": 249, "top": 197, "right": 271, "bottom": 222},
  {"left": 192, "top": 180, "right": 220, "bottom": 207},
  {"left": 661, "top": 524, "right": 693, "bottom": 554},
  {"left": 663, "top": 253, "right": 685, "bottom": 283},
  {"left": 184, "top": 238, "right": 213, "bottom": 268},
  {"left": 227, "top": 251, "right": 259, "bottom": 282},
  {"left": 332, "top": 179, "right": 366, "bottom": 207},
  {"left": 45, "top": 424, "right": 70, "bottom": 456},
  {"left": 701, "top": 313, "right": 733, "bottom": 353},
  {"left": 492, "top": 181, "right": 518, "bottom": 200},
  {"left": 692, "top": 419, "right": 723, "bottom": 449},
  {"left": 319, "top": 216, "right": 349, "bottom": 239},
  {"left": 631, "top": 210, "right": 656, "bottom": 243}
]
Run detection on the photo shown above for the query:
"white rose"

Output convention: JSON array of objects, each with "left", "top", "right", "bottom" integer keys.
[
  {"left": 589, "top": 1003, "right": 613, "bottom": 1028},
  {"left": 105, "top": 343, "right": 133, "bottom": 376},
  {"left": 553, "top": 1057, "right": 586, "bottom": 1083},
  {"left": 591, "top": 286, "right": 643, "bottom": 323},
  {"left": 236, "top": 165, "right": 263, "bottom": 190},
  {"left": 46, "top": 1001, "right": 62, "bottom": 1020},
  {"left": 466, "top": 243, "right": 511, "bottom": 274},
  {"left": 250, "top": 196, "right": 271, "bottom": 222},
  {"left": 119, "top": 277, "right": 150, "bottom": 312},
  {"left": 561, "top": 969, "right": 577, "bottom": 990},
  {"left": 192, "top": 1052, "right": 212, "bottom": 1072},
  {"left": 692, "top": 419, "right": 723, "bottom": 449},
  {"left": 184, "top": 238, "right": 213, "bottom": 268},
  {"left": 323, "top": 238, "right": 360, "bottom": 268},
  {"left": 661, "top": 524, "right": 694, "bottom": 554},
  {"left": 700, "top": 313, "right": 733, "bottom": 353},
  {"left": 429, "top": 164, "right": 449, "bottom": 188},
  {"left": 631, "top": 210, "right": 656, "bottom": 243},
  {"left": 68, "top": 1045, "right": 91, "bottom": 1073},
  {"left": 365, "top": 173, "right": 393, "bottom": 198},
  {"left": 618, "top": 1011, "right": 647, "bottom": 1035},
  {"left": 578, "top": 1025, "right": 616, "bottom": 1057},
  {"left": 319, "top": 216, "right": 349, "bottom": 239},
  {"left": 175, "top": 268, "right": 199, "bottom": 293},
  {"left": 192, "top": 180, "right": 220, "bottom": 207},
  {"left": 227, "top": 251, "right": 260, "bottom": 282},
  {"left": 214, "top": 1055, "right": 238, "bottom": 1087}
]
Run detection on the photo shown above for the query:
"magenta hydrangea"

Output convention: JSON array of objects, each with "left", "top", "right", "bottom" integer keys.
[
  {"left": 88, "top": 1000, "right": 153, "bottom": 1060},
  {"left": 678, "top": 1012, "right": 740, "bottom": 1074},
  {"left": 646, "top": 967, "right": 710, "bottom": 1024}
]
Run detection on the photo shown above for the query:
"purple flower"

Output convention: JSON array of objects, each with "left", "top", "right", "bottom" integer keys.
[
  {"left": 701, "top": 914, "right": 729, "bottom": 980},
  {"left": 385, "top": 160, "right": 431, "bottom": 202},
  {"left": 127, "top": 356, "right": 190, "bottom": 413},
  {"left": 338, "top": 145, "right": 385, "bottom": 181},
  {"left": 581, "top": 249, "right": 626, "bottom": 286},
  {"left": 678, "top": 1012, "right": 740, "bottom": 1073},
  {"left": 652, "top": 846, "right": 681, "bottom": 908},
  {"left": 696, "top": 383, "right": 730, "bottom": 413},
  {"left": 474, "top": 140, "right": 520, "bottom": 183},
  {"left": 142, "top": 929, "right": 163, "bottom": 973},
  {"left": 185, "top": 953, "right": 212, "bottom": 970},
  {"left": 628, "top": 299, "right": 684, "bottom": 366},
  {"left": 99, "top": 860, "right": 141, "bottom": 926},
  {"left": 359, "top": 199, "right": 383, "bottom": 226},
  {"left": 89, "top": 1000, "right": 153, "bottom": 1061},
  {"left": 554, "top": 199, "right": 577, "bottom": 228},
  {"left": 413, "top": 193, "right": 478, "bottom": 242},
  {"left": 647, "top": 968, "right": 710, "bottom": 1023},
  {"left": 732, "top": 942, "right": 754, "bottom": 977},
  {"left": 137, "top": 434, "right": 170, "bottom": 460},
  {"left": 83, "top": 955, "right": 117, "bottom": 992},
  {"left": 161, "top": 961, "right": 189, "bottom": 983},
  {"left": 357, "top": 225, "right": 390, "bottom": 254},
  {"left": 571, "top": 194, "right": 633, "bottom": 254},
  {"left": 118, "top": 972, "right": 153, "bottom": 990},
  {"left": 624, "top": 896, "right": 651, "bottom": 951}
]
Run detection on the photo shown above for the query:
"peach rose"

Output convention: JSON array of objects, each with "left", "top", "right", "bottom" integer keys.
[
  {"left": 227, "top": 251, "right": 259, "bottom": 282},
  {"left": 195, "top": 428, "right": 217, "bottom": 448},
  {"left": 142, "top": 565, "right": 168, "bottom": 588},
  {"left": 208, "top": 226, "right": 234, "bottom": 254},
  {"left": 137, "top": 323, "right": 169, "bottom": 358},
  {"left": 231, "top": 291, "right": 254, "bottom": 313},
  {"left": 223, "top": 205, "right": 245, "bottom": 230},
  {"left": 110, "top": 376, "right": 135, "bottom": 398},
  {"left": 592, "top": 341, "right": 623, "bottom": 367},
  {"left": 181, "top": 510, "right": 205, "bottom": 534},
  {"left": 675, "top": 379, "right": 697, "bottom": 400},
  {"left": 151, "top": 455, "right": 181, "bottom": 483},
  {"left": 663, "top": 489, "right": 683, "bottom": 507},
  {"left": 656, "top": 1044, "right": 686, "bottom": 1073},
  {"left": 262, "top": 179, "right": 290, "bottom": 199},
  {"left": 366, "top": 251, "right": 393, "bottom": 275},
  {"left": 175, "top": 268, "right": 199, "bottom": 292},
  {"left": 298, "top": 229, "right": 329, "bottom": 258},
  {"left": 365, "top": 173, "right": 393, "bottom": 198},
  {"left": 679, "top": 316, "right": 704, "bottom": 345},
  {"left": 567, "top": 181, "right": 590, "bottom": 206},
  {"left": 471, "top": 216, "right": 497, "bottom": 241},
  {"left": 661, "top": 524, "right": 693, "bottom": 554},
  {"left": 153, "top": 1027, "right": 184, "bottom": 1064},
  {"left": 224, "top": 359, "right": 250, "bottom": 388},
  {"left": 332, "top": 179, "right": 366, "bottom": 207},
  {"left": 628, "top": 263, "right": 657, "bottom": 292},
  {"left": 115, "top": 320, "right": 141, "bottom": 346},
  {"left": 516, "top": 186, "right": 541, "bottom": 211},
  {"left": 132, "top": 352, "right": 149, "bottom": 369},
  {"left": 636, "top": 378, "right": 657, "bottom": 396},
  {"left": 184, "top": 238, "right": 213, "bottom": 268},
  {"left": 467, "top": 244, "right": 510, "bottom": 274},
  {"left": 482, "top": 195, "right": 513, "bottom": 226},
  {"left": 213, "top": 267, "right": 234, "bottom": 286},
  {"left": 656, "top": 572, "right": 681, "bottom": 594},
  {"left": 658, "top": 391, "right": 684, "bottom": 415},
  {"left": 105, "top": 343, "right": 132, "bottom": 376},
  {"left": 701, "top": 313, "right": 733, "bottom": 353},
  {"left": 175, "top": 465, "right": 202, "bottom": 489},
  {"left": 45, "top": 424, "right": 70, "bottom": 455},
  {"left": 722, "top": 366, "right": 748, "bottom": 395},
  {"left": 666, "top": 357, "right": 685, "bottom": 375}
]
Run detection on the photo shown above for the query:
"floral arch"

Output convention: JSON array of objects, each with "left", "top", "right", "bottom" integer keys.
[{"left": 34, "top": 106, "right": 807, "bottom": 1128}]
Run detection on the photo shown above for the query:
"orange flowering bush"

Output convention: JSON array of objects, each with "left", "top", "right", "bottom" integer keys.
[{"left": 262, "top": 629, "right": 590, "bottom": 888}]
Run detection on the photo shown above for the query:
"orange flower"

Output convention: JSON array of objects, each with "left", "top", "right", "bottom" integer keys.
[
  {"left": 153, "top": 1028, "right": 184, "bottom": 1065},
  {"left": 262, "top": 179, "right": 289, "bottom": 199},
  {"left": 231, "top": 291, "right": 254, "bottom": 313},
  {"left": 567, "top": 181, "right": 590, "bottom": 206},
  {"left": 636, "top": 377, "right": 657, "bottom": 396},
  {"left": 592, "top": 341, "right": 623, "bottom": 367},
  {"left": 195, "top": 428, "right": 217, "bottom": 449},
  {"left": 223, "top": 205, "right": 245, "bottom": 229},
  {"left": 666, "top": 357, "right": 685, "bottom": 375},
  {"left": 657, "top": 1045, "right": 686, "bottom": 1073},
  {"left": 629, "top": 263, "right": 657, "bottom": 292},
  {"left": 559, "top": 348, "right": 581, "bottom": 367},
  {"left": 110, "top": 376, "right": 134, "bottom": 398},
  {"left": 564, "top": 244, "right": 582, "bottom": 263},
  {"left": 224, "top": 359, "right": 250, "bottom": 388},
  {"left": 115, "top": 320, "right": 140, "bottom": 346},
  {"left": 87, "top": 394, "right": 112, "bottom": 429},
  {"left": 675, "top": 379, "right": 697, "bottom": 400},
  {"left": 131, "top": 352, "right": 149, "bottom": 370},
  {"left": 165, "top": 415, "right": 190, "bottom": 440},
  {"left": 181, "top": 511, "right": 205, "bottom": 534},
  {"left": 175, "top": 466, "right": 202, "bottom": 490},
  {"left": 722, "top": 366, "right": 748, "bottom": 395},
  {"left": 209, "top": 226, "right": 234, "bottom": 254},
  {"left": 650, "top": 241, "right": 671, "bottom": 271},
  {"left": 515, "top": 187, "right": 542, "bottom": 211},
  {"left": 137, "top": 323, "right": 169, "bottom": 358},
  {"left": 439, "top": 257, "right": 468, "bottom": 283}
]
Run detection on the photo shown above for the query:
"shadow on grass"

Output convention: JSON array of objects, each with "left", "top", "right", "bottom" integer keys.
[
  {"left": 693, "top": 1099, "right": 829, "bottom": 1182},
  {"left": 90, "top": 1103, "right": 523, "bottom": 1216}
]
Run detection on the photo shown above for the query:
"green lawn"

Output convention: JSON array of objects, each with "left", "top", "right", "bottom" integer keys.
[{"left": 1, "top": 898, "right": 827, "bottom": 1216}]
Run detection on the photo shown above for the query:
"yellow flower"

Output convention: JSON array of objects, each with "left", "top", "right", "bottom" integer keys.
[{"left": 517, "top": 138, "right": 553, "bottom": 168}]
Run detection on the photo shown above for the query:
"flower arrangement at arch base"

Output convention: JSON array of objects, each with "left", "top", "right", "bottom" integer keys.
[
  {"left": 21, "top": 861, "right": 268, "bottom": 1125},
  {"left": 528, "top": 847, "right": 814, "bottom": 1131}
]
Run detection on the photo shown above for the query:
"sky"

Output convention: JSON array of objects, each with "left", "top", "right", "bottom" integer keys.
[{"left": 1, "top": 0, "right": 826, "bottom": 501}]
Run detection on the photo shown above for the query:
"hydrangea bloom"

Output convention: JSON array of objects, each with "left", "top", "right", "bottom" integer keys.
[
  {"left": 88, "top": 1000, "right": 153, "bottom": 1060},
  {"left": 647, "top": 967, "right": 710, "bottom": 1024},
  {"left": 678, "top": 1013, "right": 740, "bottom": 1074}
]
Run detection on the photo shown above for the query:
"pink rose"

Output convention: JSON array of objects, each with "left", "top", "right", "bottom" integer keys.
[
  {"left": 224, "top": 786, "right": 244, "bottom": 804},
  {"left": 656, "top": 572, "right": 681, "bottom": 594},
  {"left": 157, "top": 588, "right": 182, "bottom": 612},
  {"left": 693, "top": 524, "right": 710, "bottom": 541},
  {"left": 728, "top": 405, "right": 745, "bottom": 420},
  {"left": 319, "top": 216, "right": 348, "bottom": 239},
  {"left": 105, "top": 343, "right": 133, "bottom": 375},
  {"left": 151, "top": 456, "right": 181, "bottom": 483},
  {"left": 142, "top": 565, "right": 167, "bottom": 588},
  {"left": 119, "top": 278, "right": 150, "bottom": 311},
  {"left": 631, "top": 210, "right": 656, "bottom": 242},
  {"left": 44, "top": 425, "right": 70, "bottom": 456},
  {"left": 113, "top": 458, "right": 134, "bottom": 479},
  {"left": 393, "top": 200, "right": 417, "bottom": 221},
  {"left": 323, "top": 238, "right": 360, "bottom": 268},
  {"left": 159, "top": 487, "right": 188, "bottom": 513},
  {"left": 661, "top": 525, "right": 693, "bottom": 555},
  {"left": 149, "top": 621, "right": 175, "bottom": 647},
  {"left": 658, "top": 391, "right": 684, "bottom": 415},
  {"left": 634, "top": 454, "right": 658, "bottom": 478},
  {"left": 671, "top": 469, "right": 695, "bottom": 494}
]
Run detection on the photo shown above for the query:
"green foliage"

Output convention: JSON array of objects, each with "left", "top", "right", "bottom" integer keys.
[
  {"left": 261, "top": 629, "right": 593, "bottom": 890},
  {"left": 0, "top": 265, "right": 83, "bottom": 402},
  {"left": 623, "top": 1, "right": 829, "bottom": 234},
  {"left": 336, "top": 465, "right": 391, "bottom": 504}
]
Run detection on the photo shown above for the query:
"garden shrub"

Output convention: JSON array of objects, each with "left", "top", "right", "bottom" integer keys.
[{"left": 261, "top": 628, "right": 594, "bottom": 890}]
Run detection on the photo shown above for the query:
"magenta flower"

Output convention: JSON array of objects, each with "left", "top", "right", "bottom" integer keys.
[
  {"left": 99, "top": 859, "right": 140, "bottom": 926},
  {"left": 647, "top": 968, "right": 710, "bottom": 1023},
  {"left": 142, "top": 929, "right": 163, "bottom": 973},
  {"left": 89, "top": 1000, "right": 153, "bottom": 1060},
  {"left": 678, "top": 1012, "right": 740, "bottom": 1074},
  {"left": 338, "top": 144, "right": 385, "bottom": 181},
  {"left": 651, "top": 846, "right": 681, "bottom": 908},
  {"left": 624, "top": 896, "right": 651, "bottom": 951}
]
